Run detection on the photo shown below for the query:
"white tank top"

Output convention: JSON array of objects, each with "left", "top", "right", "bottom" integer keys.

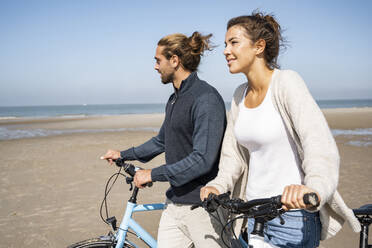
[{"left": 234, "top": 81, "right": 304, "bottom": 201}]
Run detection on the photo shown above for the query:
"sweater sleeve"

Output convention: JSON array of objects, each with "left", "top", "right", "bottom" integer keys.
[
  {"left": 151, "top": 93, "right": 226, "bottom": 186},
  {"left": 279, "top": 70, "right": 339, "bottom": 207},
  {"left": 120, "top": 122, "right": 165, "bottom": 162}
]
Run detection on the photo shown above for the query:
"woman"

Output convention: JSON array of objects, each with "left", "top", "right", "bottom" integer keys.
[{"left": 200, "top": 12, "right": 360, "bottom": 247}]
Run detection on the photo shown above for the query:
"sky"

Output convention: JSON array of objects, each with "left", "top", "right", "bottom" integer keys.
[{"left": 0, "top": 0, "right": 371, "bottom": 106}]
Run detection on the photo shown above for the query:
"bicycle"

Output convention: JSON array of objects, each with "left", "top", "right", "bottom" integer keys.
[
  {"left": 67, "top": 158, "right": 165, "bottom": 248},
  {"left": 353, "top": 204, "right": 372, "bottom": 248},
  {"left": 192, "top": 192, "right": 372, "bottom": 248}
]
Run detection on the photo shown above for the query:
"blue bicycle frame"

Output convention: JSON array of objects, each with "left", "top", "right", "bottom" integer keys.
[{"left": 114, "top": 199, "right": 165, "bottom": 248}]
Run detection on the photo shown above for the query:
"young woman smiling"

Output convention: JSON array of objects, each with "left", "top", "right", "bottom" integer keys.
[{"left": 200, "top": 12, "right": 360, "bottom": 248}]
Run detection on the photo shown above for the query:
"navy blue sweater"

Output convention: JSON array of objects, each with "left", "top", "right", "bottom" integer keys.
[{"left": 121, "top": 72, "right": 226, "bottom": 204}]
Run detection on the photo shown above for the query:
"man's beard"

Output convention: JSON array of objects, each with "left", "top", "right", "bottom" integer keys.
[{"left": 160, "top": 71, "right": 175, "bottom": 84}]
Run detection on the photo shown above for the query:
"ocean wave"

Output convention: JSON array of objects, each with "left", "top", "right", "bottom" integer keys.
[
  {"left": 331, "top": 128, "right": 372, "bottom": 136},
  {"left": 346, "top": 140, "right": 372, "bottom": 147},
  {"left": 0, "top": 127, "right": 159, "bottom": 140},
  {"left": 331, "top": 128, "right": 372, "bottom": 147},
  {"left": 58, "top": 114, "right": 88, "bottom": 118},
  {"left": 0, "top": 116, "right": 18, "bottom": 120}
]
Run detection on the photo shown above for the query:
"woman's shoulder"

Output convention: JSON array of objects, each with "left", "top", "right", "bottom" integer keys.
[
  {"left": 275, "top": 69, "right": 304, "bottom": 84},
  {"left": 232, "top": 82, "right": 248, "bottom": 104},
  {"left": 274, "top": 69, "right": 308, "bottom": 93},
  {"left": 233, "top": 82, "right": 248, "bottom": 94}
]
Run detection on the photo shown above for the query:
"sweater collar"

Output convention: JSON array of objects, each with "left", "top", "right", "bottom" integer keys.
[{"left": 174, "top": 71, "right": 198, "bottom": 95}]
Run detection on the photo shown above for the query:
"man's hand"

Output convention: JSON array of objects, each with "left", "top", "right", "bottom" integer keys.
[
  {"left": 134, "top": 169, "right": 152, "bottom": 188},
  {"left": 200, "top": 186, "right": 220, "bottom": 201},
  {"left": 281, "top": 184, "right": 321, "bottom": 211},
  {"left": 100, "top": 149, "right": 121, "bottom": 164}
]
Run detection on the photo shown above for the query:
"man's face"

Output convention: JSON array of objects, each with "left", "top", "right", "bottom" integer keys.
[{"left": 154, "top": 46, "right": 175, "bottom": 84}]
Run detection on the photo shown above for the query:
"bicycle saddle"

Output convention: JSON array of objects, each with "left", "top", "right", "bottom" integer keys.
[{"left": 353, "top": 204, "right": 372, "bottom": 216}]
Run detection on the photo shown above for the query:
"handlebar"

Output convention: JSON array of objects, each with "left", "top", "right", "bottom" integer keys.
[
  {"left": 114, "top": 158, "right": 153, "bottom": 187},
  {"left": 192, "top": 192, "right": 320, "bottom": 247},
  {"left": 115, "top": 158, "right": 137, "bottom": 177},
  {"left": 192, "top": 192, "right": 320, "bottom": 216}
]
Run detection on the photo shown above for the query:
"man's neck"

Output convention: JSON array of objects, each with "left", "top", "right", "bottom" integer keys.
[{"left": 173, "top": 70, "right": 192, "bottom": 90}]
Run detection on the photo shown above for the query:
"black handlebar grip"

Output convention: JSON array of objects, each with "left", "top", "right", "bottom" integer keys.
[
  {"left": 303, "top": 193, "right": 320, "bottom": 207},
  {"left": 114, "top": 158, "right": 126, "bottom": 167},
  {"left": 146, "top": 182, "right": 153, "bottom": 188}
]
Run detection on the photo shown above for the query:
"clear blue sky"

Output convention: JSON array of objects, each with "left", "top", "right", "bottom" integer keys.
[{"left": 0, "top": 0, "right": 371, "bottom": 106}]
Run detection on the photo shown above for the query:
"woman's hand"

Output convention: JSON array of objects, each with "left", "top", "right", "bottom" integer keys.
[
  {"left": 281, "top": 184, "right": 321, "bottom": 211},
  {"left": 200, "top": 186, "right": 220, "bottom": 201}
]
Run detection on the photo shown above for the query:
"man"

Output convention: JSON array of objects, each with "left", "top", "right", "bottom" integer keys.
[{"left": 101, "top": 31, "right": 226, "bottom": 247}]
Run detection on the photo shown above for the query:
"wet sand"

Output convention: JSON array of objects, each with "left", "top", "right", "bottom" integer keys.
[{"left": 0, "top": 108, "right": 371, "bottom": 247}]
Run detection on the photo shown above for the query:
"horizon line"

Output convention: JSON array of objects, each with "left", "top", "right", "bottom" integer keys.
[{"left": 1, "top": 98, "right": 372, "bottom": 108}]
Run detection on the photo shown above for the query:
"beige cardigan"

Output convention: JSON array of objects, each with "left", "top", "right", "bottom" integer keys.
[{"left": 207, "top": 69, "right": 360, "bottom": 240}]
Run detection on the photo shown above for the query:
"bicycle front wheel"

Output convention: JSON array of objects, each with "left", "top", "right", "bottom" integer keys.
[{"left": 67, "top": 237, "right": 135, "bottom": 248}]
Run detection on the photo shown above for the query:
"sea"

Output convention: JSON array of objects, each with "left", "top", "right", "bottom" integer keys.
[
  {"left": 1, "top": 99, "right": 372, "bottom": 119},
  {"left": 1, "top": 99, "right": 372, "bottom": 145}
]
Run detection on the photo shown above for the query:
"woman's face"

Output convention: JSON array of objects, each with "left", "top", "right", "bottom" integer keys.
[{"left": 224, "top": 25, "right": 257, "bottom": 74}]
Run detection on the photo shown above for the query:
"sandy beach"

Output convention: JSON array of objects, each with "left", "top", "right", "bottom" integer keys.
[{"left": 0, "top": 108, "right": 371, "bottom": 247}]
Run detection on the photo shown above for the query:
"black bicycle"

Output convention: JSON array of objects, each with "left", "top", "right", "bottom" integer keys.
[{"left": 192, "top": 192, "right": 372, "bottom": 248}]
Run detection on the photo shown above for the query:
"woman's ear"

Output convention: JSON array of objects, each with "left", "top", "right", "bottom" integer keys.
[{"left": 255, "top": 39, "right": 266, "bottom": 55}]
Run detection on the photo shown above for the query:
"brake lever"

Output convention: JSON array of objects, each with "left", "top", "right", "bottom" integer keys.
[{"left": 126, "top": 177, "right": 134, "bottom": 191}]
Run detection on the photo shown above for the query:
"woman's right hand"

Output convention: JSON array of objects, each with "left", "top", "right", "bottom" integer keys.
[
  {"left": 100, "top": 149, "right": 121, "bottom": 164},
  {"left": 200, "top": 186, "right": 220, "bottom": 201},
  {"left": 281, "top": 184, "right": 320, "bottom": 211}
]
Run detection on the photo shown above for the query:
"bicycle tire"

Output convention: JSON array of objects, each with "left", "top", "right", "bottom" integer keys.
[{"left": 67, "top": 238, "right": 135, "bottom": 248}]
